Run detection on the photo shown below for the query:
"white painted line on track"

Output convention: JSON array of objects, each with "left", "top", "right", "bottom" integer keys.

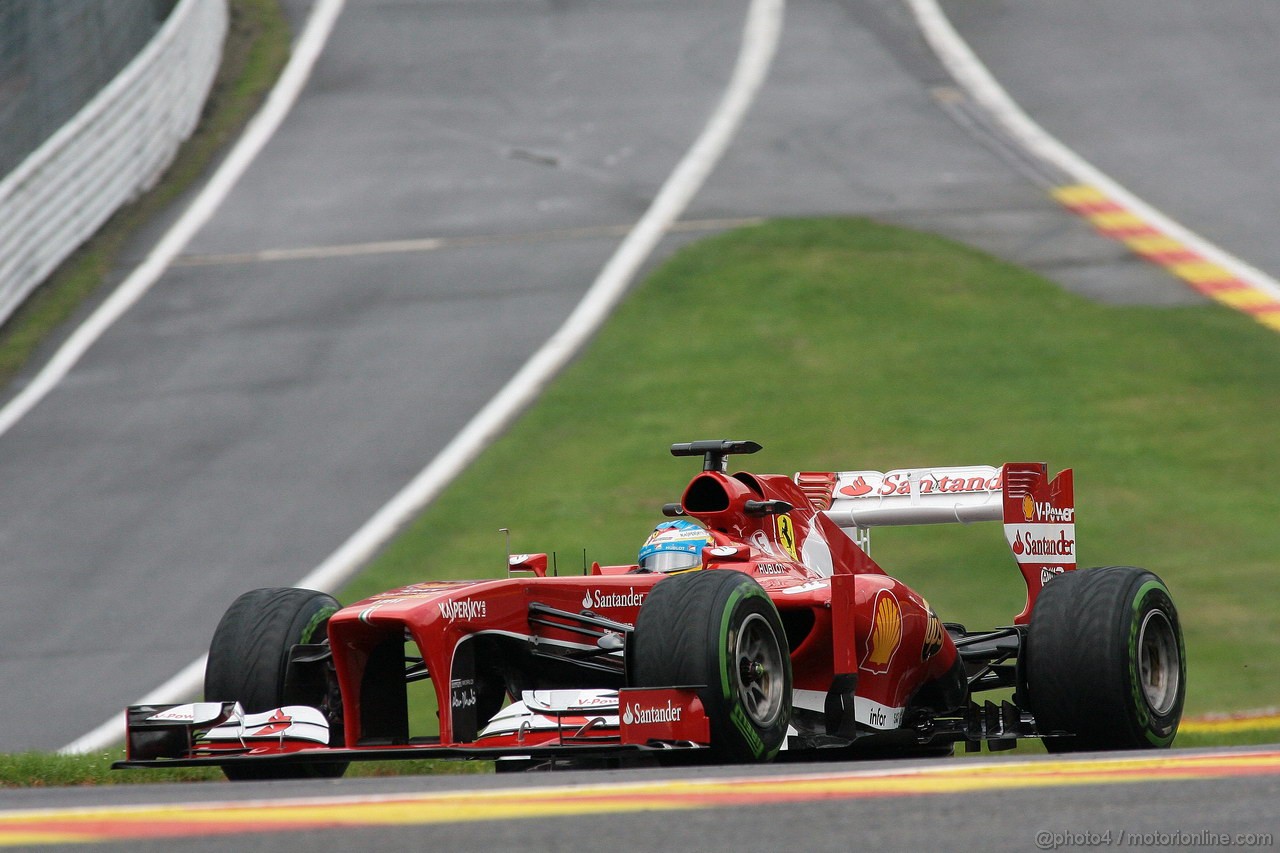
[
  {"left": 0, "top": 0, "right": 349, "bottom": 442},
  {"left": 172, "top": 217, "right": 766, "bottom": 267},
  {"left": 61, "top": 0, "right": 787, "bottom": 754},
  {"left": 906, "top": 0, "right": 1280, "bottom": 303},
  {"left": 55, "top": 0, "right": 349, "bottom": 755}
]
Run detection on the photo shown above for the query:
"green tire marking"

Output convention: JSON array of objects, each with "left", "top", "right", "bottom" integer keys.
[
  {"left": 717, "top": 582, "right": 776, "bottom": 759},
  {"left": 1128, "top": 579, "right": 1179, "bottom": 746},
  {"left": 301, "top": 605, "right": 338, "bottom": 645}
]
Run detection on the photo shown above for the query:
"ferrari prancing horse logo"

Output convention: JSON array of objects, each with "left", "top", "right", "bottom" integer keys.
[{"left": 776, "top": 515, "right": 798, "bottom": 561}]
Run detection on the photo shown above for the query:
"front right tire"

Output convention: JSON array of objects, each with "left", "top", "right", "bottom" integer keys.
[{"left": 205, "top": 587, "right": 347, "bottom": 780}]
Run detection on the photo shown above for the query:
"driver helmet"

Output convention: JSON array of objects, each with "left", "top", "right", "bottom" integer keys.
[{"left": 638, "top": 520, "right": 712, "bottom": 573}]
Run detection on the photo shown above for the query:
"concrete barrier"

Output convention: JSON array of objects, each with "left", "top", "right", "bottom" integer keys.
[{"left": 0, "top": 0, "right": 227, "bottom": 327}]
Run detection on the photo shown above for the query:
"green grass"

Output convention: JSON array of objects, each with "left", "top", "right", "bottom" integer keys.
[
  {"left": 0, "top": 0, "right": 291, "bottom": 386},
  {"left": 344, "top": 216, "right": 1280, "bottom": 718}
]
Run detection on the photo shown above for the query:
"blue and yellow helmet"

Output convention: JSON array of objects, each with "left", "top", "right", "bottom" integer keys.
[{"left": 638, "top": 520, "right": 712, "bottom": 573}]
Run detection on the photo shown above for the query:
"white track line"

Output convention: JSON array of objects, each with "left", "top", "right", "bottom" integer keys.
[
  {"left": 906, "top": 0, "right": 1280, "bottom": 302},
  {"left": 61, "top": 0, "right": 785, "bottom": 755},
  {"left": 173, "top": 217, "right": 765, "bottom": 267}
]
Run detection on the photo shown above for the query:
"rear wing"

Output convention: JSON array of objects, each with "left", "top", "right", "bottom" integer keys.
[
  {"left": 819, "top": 465, "right": 1004, "bottom": 528},
  {"left": 796, "top": 462, "right": 1075, "bottom": 624}
]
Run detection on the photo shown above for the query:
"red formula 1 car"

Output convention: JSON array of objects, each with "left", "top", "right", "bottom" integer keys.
[{"left": 116, "top": 440, "right": 1186, "bottom": 779}]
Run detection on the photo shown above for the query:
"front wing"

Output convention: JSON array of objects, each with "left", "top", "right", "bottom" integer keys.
[{"left": 113, "top": 687, "right": 711, "bottom": 771}]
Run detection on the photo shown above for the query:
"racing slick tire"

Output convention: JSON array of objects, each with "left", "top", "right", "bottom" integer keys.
[
  {"left": 205, "top": 587, "right": 348, "bottom": 780},
  {"left": 1025, "top": 566, "right": 1185, "bottom": 753},
  {"left": 631, "top": 570, "right": 792, "bottom": 763}
]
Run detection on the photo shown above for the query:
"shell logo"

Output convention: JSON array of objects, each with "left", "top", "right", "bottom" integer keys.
[
  {"left": 921, "top": 609, "right": 944, "bottom": 661},
  {"left": 1022, "top": 494, "right": 1036, "bottom": 522},
  {"left": 860, "top": 590, "right": 903, "bottom": 675}
]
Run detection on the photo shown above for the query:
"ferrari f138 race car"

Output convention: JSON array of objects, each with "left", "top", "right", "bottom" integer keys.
[{"left": 116, "top": 440, "right": 1185, "bottom": 779}]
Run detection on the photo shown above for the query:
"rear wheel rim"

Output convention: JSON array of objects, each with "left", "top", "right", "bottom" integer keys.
[
  {"left": 1137, "top": 609, "right": 1180, "bottom": 716},
  {"left": 735, "top": 613, "right": 785, "bottom": 727}
]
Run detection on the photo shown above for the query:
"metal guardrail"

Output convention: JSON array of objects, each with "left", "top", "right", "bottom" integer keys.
[{"left": 0, "top": 0, "right": 227, "bottom": 328}]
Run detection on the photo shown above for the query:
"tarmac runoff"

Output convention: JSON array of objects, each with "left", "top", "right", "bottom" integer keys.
[
  {"left": 909, "top": 0, "right": 1280, "bottom": 333},
  {"left": 1053, "top": 185, "right": 1280, "bottom": 331}
]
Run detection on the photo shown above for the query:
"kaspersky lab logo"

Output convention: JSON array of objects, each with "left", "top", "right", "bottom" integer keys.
[{"left": 437, "top": 598, "right": 487, "bottom": 621}]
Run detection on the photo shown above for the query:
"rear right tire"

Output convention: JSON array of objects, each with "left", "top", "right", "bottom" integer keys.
[{"left": 1025, "top": 566, "right": 1185, "bottom": 752}]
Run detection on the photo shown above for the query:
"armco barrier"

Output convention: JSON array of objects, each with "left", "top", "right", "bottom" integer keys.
[{"left": 0, "top": 0, "right": 228, "bottom": 328}]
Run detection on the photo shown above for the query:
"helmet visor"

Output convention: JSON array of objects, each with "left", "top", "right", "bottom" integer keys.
[{"left": 640, "top": 549, "right": 703, "bottom": 573}]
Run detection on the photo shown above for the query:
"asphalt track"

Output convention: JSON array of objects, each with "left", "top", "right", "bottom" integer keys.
[
  {"left": 0, "top": 0, "right": 1272, "bottom": 776},
  {"left": 1, "top": 748, "right": 1277, "bottom": 850}
]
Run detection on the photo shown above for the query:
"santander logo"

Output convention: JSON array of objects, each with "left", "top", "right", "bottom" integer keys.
[
  {"left": 622, "top": 700, "right": 682, "bottom": 726},
  {"left": 839, "top": 476, "right": 873, "bottom": 497},
  {"left": 582, "top": 588, "right": 646, "bottom": 610},
  {"left": 249, "top": 709, "right": 293, "bottom": 736},
  {"left": 840, "top": 472, "right": 1001, "bottom": 498},
  {"left": 1011, "top": 530, "right": 1074, "bottom": 558}
]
